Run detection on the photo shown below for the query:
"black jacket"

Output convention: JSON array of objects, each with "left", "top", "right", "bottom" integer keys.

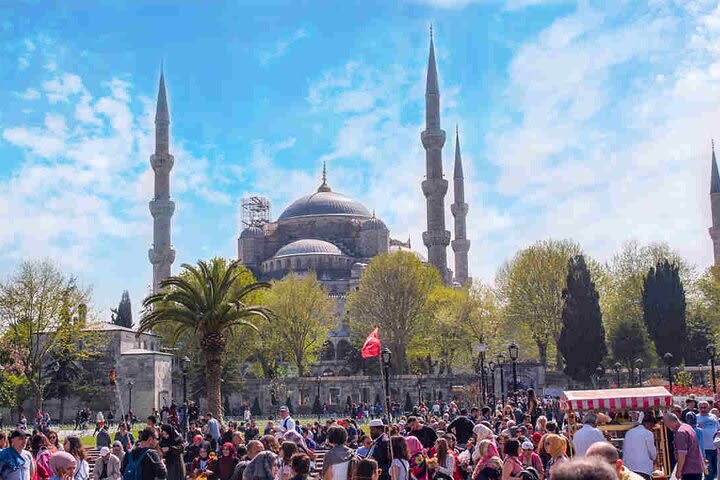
[
  {"left": 370, "top": 434, "right": 391, "bottom": 480},
  {"left": 121, "top": 446, "right": 168, "bottom": 480}
]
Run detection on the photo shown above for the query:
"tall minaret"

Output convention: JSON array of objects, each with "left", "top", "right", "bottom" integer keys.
[
  {"left": 148, "top": 68, "right": 176, "bottom": 292},
  {"left": 451, "top": 126, "right": 470, "bottom": 285},
  {"left": 710, "top": 140, "right": 720, "bottom": 265},
  {"left": 421, "top": 26, "right": 451, "bottom": 282}
]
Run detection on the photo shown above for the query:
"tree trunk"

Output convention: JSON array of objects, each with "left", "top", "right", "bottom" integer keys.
[
  {"left": 31, "top": 379, "right": 42, "bottom": 413},
  {"left": 59, "top": 393, "right": 65, "bottom": 423},
  {"left": 204, "top": 348, "right": 224, "bottom": 420}
]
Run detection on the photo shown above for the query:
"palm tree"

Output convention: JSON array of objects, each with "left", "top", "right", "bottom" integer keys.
[{"left": 139, "top": 259, "right": 272, "bottom": 418}]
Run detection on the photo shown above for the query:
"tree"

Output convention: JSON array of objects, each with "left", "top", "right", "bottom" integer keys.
[
  {"left": 404, "top": 392, "right": 414, "bottom": 413},
  {"left": 496, "top": 239, "right": 582, "bottom": 366},
  {"left": 558, "top": 255, "right": 606, "bottom": 381},
  {"left": 685, "top": 308, "right": 716, "bottom": 366},
  {"left": 111, "top": 291, "right": 133, "bottom": 328},
  {"left": 347, "top": 251, "right": 442, "bottom": 374},
  {"left": 0, "top": 260, "right": 104, "bottom": 411},
  {"left": 262, "top": 273, "right": 334, "bottom": 376},
  {"left": 140, "top": 258, "right": 273, "bottom": 419},
  {"left": 251, "top": 397, "right": 262, "bottom": 417},
  {"left": 286, "top": 395, "right": 294, "bottom": 414},
  {"left": 643, "top": 260, "right": 687, "bottom": 361},
  {"left": 608, "top": 317, "right": 654, "bottom": 373}
]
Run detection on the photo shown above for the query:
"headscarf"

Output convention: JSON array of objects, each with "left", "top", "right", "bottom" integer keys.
[
  {"left": 477, "top": 440, "right": 500, "bottom": 468},
  {"left": 473, "top": 424, "right": 493, "bottom": 441},
  {"left": 282, "top": 430, "right": 308, "bottom": 451},
  {"left": 545, "top": 435, "right": 567, "bottom": 458},
  {"left": 405, "top": 436, "right": 424, "bottom": 457},
  {"left": 49, "top": 452, "right": 76, "bottom": 475},
  {"left": 242, "top": 450, "right": 277, "bottom": 480}
]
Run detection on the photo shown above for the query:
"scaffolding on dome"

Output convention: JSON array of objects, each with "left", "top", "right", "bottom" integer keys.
[{"left": 241, "top": 196, "right": 271, "bottom": 227}]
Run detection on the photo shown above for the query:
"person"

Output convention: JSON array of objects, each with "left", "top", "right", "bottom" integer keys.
[
  {"left": 586, "top": 442, "right": 644, "bottom": 480},
  {"left": 230, "top": 440, "right": 264, "bottom": 480},
  {"left": 549, "top": 458, "right": 617, "bottom": 480},
  {"left": 520, "top": 441, "right": 543, "bottom": 479},
  {"left": 206, "top": 413, "right": 221, "bottom": 450},
  {"left": 664, "top": 412, "right": 704, "bottom": 480},
  {"left": 389, "top": 436, "right": 410, "bottom": 480},
  {"left": 121, "top": 427, "right": 168, "bottom": 480},
  {"left": 275, "top": 407, "right": 296, "bottom": 437},
  {"left": 94, "top": 447, "right": 121, "bottom": 480},
  {"left": 47, "top": 432, "right": 62, "bottom": 453},
  {"left": 543, "top": 435, "right": 568, "bottom": 480},
  {"left": 30, "top": 433, "right": 53, "bottom": 480},
  {"left": 186, "top": 435, "right": 204, "bottom": 471},
  {"left": 368, "top": 420, "right": 391, "bottom": 480},
  {"left": 621, "top": 414, "right": 657, "bottom": 480},
  {"left": 446, "top": 410, "right": 474, "bottom": 449},
  {"left": 217, "top": 443, "right": 239, "bottom": 480},
  {"left": 112, "top": 442, "right": 125, "bottom": 465},
  {"left": 64, "top": 436, "right": 89, "bottom": 480},
  {"left": 431, "top": 438, "right": 455, "bottom": 480},
  {"left": 354, "top": 458, "right": 381, "bottom": 480},
  {"left": 501, "top": 439, "right": 524, "bottom": 480},
  {"left": 160, "top": 424, "right": 186, "bottom": 480},
  {"left": 407, "top": 417, "right": 438, "bottom": 450},
  {"left": 571, "top": 412, "right": 606, "bottom": 457},
  {"left": 242, "top": 451, "right": 279, "bottom": 480},
  {"left": 49, "top": 452, "right": 78, "bottom": 480},
  {"left": 190, "top": 442, "right": 217, "bottom": 480},
  {"left": 115, "top": 424, "right": 135, "bottom": 452},
  {"left": 357, "top": 436, "right": 373, "bottom": 458},
  {"left": 323, "top": 426, "right": 356, "bottom": 480},
  {"left": 472, "top": 439, "right": 502, "bottom": 480},
  {"left": 0, "top": 430, "right": 34, "bottom": 480},
  {"left": 289, "top": 454, "right": 310, "bottom": 480},
  {"left": 97, "top": 426, "right": 112, "bottom": 449},
  {"left": 245, "top": 421, "right": 260, "bottom": 443},
  {"left": 527, "top": 389, "right": 539, "bottom": 424},
  {"left": 684, "top": 413, "right": 705, "bottom": 453},
  {"left": 696, "top": 401, "right": 719, "bottom": 480},
  {"left": 405, "top": 436, "right": 427, "bottom": 480}
]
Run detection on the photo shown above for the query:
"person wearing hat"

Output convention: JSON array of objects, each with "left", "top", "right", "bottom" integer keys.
[
  {"left": 274, "top": 407, "right": 296, "bottom": 438},
  {"left": 622, "top": 414, "right": 658, "bottom": 480},
  {"left": 572, "top": 412, "right": 607, "bottom": 457},
  {"left": 0, "top": 430, "right": 34, "bottom": 480},
  {"left": 520, "top": 440, "right": 543, "bottom": 478},
  {"left": 93, "top": 446, "right": 121, "bottom": 480},
  {"left": 368, "top": 420, "right": 391, "bottom": 480}
]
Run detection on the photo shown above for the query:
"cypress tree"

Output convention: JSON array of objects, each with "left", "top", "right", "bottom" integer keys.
[
  {"left": 404, "top": 392, "right": 414, "bottom": 413},
  {"left": 643, "top": 260, "right": 686, "bottom": 360},
  {"left": 251, "top": 397, "right": 262, "bottom": 417},
  {"left": 558, "top": 255, "right": 607, "bottom": 381},
  {"left": 111, "top": 290, "right": 133, "bottom": 328}
]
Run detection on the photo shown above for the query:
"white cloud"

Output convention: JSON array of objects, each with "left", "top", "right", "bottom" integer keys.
[
  {"left": 43, "top": 73, "right": 85, "bottom": 103},
  {"left": 16, "top": 88, "right": 40, "bottom": 100},
  {"left": 259, "top": 28, "right": 308, "bottom": 65}
]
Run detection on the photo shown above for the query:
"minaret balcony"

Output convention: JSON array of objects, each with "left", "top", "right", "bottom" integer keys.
[
  {"left": 421, "top": 178, "right": 448, "bottom": 197},
  {"left": 150, "top": 153, "right": 175, "bottom": 173},
  {"left": 421, "top": 129, "right": 446, "bottom": 149},
  {"left": 451, "top": 238, "right": 470, "bottom": 252},
  {"left": 148, "top": 247, "right": 176, "bottom": 265},
  {"left": 149, "top": 199, "right": 175, "bottom": 217},
  {"left": 422, "top": 230, "right": 451, "bottom": 247},
  {"left": 450, "top": 202, "right": 468, "bottom": 217}
]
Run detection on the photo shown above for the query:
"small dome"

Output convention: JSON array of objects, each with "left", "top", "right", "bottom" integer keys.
[
  {"left": 273, "top": 239, "right": 343, "bottom": 258},
  {"left": 361, "top": 216, "right": 387, "bottom": 231},
  {"left": 389, "top": 244, "right": 427, "bottom": 262},
  {"left": 240, "top": 226, "right": 264, "bottom": 239}
]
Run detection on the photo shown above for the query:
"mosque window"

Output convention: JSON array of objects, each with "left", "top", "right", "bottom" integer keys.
[{"left": 329, "top": 388, "right": 341, "bottom": 405}]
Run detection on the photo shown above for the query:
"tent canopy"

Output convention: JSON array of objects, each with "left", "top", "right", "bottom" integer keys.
[{"left": 561, "top": 386, "right": 672, "bottom": 411}]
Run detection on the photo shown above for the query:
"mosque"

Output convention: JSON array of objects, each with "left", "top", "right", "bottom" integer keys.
[{"left": 147, "top": 32, "right": 471, "bottom": 374}]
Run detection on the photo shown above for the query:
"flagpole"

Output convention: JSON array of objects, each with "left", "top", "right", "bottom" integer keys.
[{"left": 374, "top": 327, "right": 394, "bottom": 465}]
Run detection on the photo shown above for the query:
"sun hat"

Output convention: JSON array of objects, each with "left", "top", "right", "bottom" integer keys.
[
  {"left": 99, "top": 447, "right": 110, "bottom": 457},
  {"left": 521, "top": 441, "right": 534, "bottom": 450},
  {"left": 368, "top": 419, "right": 384, "bottom": 427}
]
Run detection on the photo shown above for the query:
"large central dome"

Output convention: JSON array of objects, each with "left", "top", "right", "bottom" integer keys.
[{"left": 278, "top": 168, "right": 371, "bottom": 221}]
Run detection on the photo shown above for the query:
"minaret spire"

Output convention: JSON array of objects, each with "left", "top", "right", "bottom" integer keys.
[
  {"left": 148, "top": 66, "right": 176, "bottom": 293},
  {"left": 451, "top": 126, "right": 470, "bottom": 285},
  {"left": 421, "top": 26, "right": 451, "bottom": 283},
  {"left": 318, "top": 161, "right": 331, "bottom": 192}
]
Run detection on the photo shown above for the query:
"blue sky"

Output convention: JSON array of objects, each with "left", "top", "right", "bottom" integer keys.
[{"left": 1, "top": 0, "right": 719, "bottom": 317}]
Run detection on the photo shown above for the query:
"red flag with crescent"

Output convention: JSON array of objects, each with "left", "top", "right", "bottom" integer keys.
[{"left": 361, "top": 326, "right": 381, "bottom": 358}]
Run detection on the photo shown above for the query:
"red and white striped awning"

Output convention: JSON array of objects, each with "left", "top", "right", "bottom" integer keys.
[{"left": 561, "top": 387, "right": 672, "bottom": 411}]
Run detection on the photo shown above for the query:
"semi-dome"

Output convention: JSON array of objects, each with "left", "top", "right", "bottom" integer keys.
[
  {"left": 278, "top": 166, "right": 371, "bottom": 220},
  {"left": 239, "top": 226, "right": 264, "bottom": 239},
  {"left": 361, "top": 215, "right": 387, "bottom": 231},
  {"left": 273, "top": 239, "right": 343, "bottom": 258}
]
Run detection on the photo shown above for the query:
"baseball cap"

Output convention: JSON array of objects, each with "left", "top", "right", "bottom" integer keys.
[
  {"left": 279, "top": 406, "right": 289, "bottom": 412},
  {"left": 100, "top": 447, "right": 110, "bottom": 457},
  {"left": 9, "top": 429, "right": 30, "bottom": 440},
  {"left": 521, "top": 441, "right": 534, "bottom": 450},
  {"left": 368, "top": 419, "right": 384, "bottom": 427}
]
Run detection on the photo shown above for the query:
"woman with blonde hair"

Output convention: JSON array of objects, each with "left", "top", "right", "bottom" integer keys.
[
  {"left": 534, "top": 416, "right": 548, "bottom": 435},
  {"left": 543, "top": 435, "right": 568, "bottom": 480},
  {"left": 472, "top": 440, "right": 501, "bottom": 480}
]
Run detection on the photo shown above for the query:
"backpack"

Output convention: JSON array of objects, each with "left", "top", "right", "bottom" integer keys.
[
  {"left": 122, "top": 449, "right": 149, "bottom": 480},
  {"left": 346, "top": 453, "right": 361, "bottom": 480},
  {"left": 517, "top": 467, "right": 540, "bottom": 480}
]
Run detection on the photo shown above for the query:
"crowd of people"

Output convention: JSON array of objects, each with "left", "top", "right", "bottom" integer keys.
[{"left": 3, "top": 390, "right": 720, "bottom": 480}]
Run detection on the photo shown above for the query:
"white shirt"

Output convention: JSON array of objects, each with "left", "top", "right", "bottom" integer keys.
[
  {"left": 279, "top": 415, "right": 296, "bottom": 433},
  {"left": 572, "top": 423, "right": 607, "bottom": 457},
  {"left": 622, "top": 425, "right": 657, "bottom": 475}
]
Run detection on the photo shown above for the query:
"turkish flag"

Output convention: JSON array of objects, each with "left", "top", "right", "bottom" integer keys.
[{"left": 361, "top": 326, "right": 381, "bottom": 358}]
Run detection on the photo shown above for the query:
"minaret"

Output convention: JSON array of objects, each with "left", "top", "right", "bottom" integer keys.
[
  {"left": 451, "top": 126, "right": 470, "bottom": 285},
  {"left": 421, "top": 26, "right": 451, "bottom": 282},
  {"left": 710, "top": 140, "right": 720, "bottom": 265},
  {"left": 148, "top": 67, "right": 176, "bottom": 293}
]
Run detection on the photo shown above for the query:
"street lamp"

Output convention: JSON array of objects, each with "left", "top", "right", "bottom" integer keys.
[
  {"left": 416, "top": 373, "right": 424, "bottom": 406},
  {"left": 663, "top": 353, "right": 674, "bottom": 393},
  {"left": 635, "top": 358, "right": 644, "bottom": 386},
  {"left": 381, "top": 348, "right": 392, "bottom": 422},
  {"left": 488, "top": 360, "right": 496, "bottom": 406},
  {"left": 613, "top": 362, "right": 622, "bottom": 387},
  {"left": 497, "top": 353, "right": 506, "bottom": 405},
  {"left": 708, "top": 344, "right": 717, "bottom": 393},
  {"left": 180, "top": 356, "right": 190, "bottom": 431},
  {"left": 474, "top": 342, "right": 487, "bottom": 405},
  {"left": 508, "top": 342, "right": 519, "bottom": 404},
  {"left": 127, "top": 380, "right": 134, "bottom": 421}
]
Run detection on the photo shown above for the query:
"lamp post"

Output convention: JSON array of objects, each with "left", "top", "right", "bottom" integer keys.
[
  {"left": 708, "top": 344, "right": 717, "bottom": 394},
  {"left": 508, "top": 342, "right": 519, "bottom": 404},
  {"left": 595, "top": 366, "right": 605, "bottom": 388},
  {"left": 416, "top": 373, "right": 424, "bottom": 406},
  {"left": 488, "top": 360, "right": 496, "bottom": 406},
  {"left": 181, "top": 355, "right": 190, "bottom": 431},
  {"left": 127, "top": 380, "right": 134, "bottom": 419},
  {"left": 613, "top": 362, "right": 622, "bottom": 387},
  {"left": 381, "top": 348, "right": 392, "bottom": 422},
  {"left": 663, "top": 353, "right": 674, "bottom": 392},
  {"left": 497, "top": 353, "right": 506, "bottom": 405},
  {"left": 314, "top": 375, "right": 322, "bottom": 421},
  {"left": 635, "top": 358, "right": 644, "bottom": 386},
  {"left": 475, "top": 342, "right": 487, "bottom": 406}
]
